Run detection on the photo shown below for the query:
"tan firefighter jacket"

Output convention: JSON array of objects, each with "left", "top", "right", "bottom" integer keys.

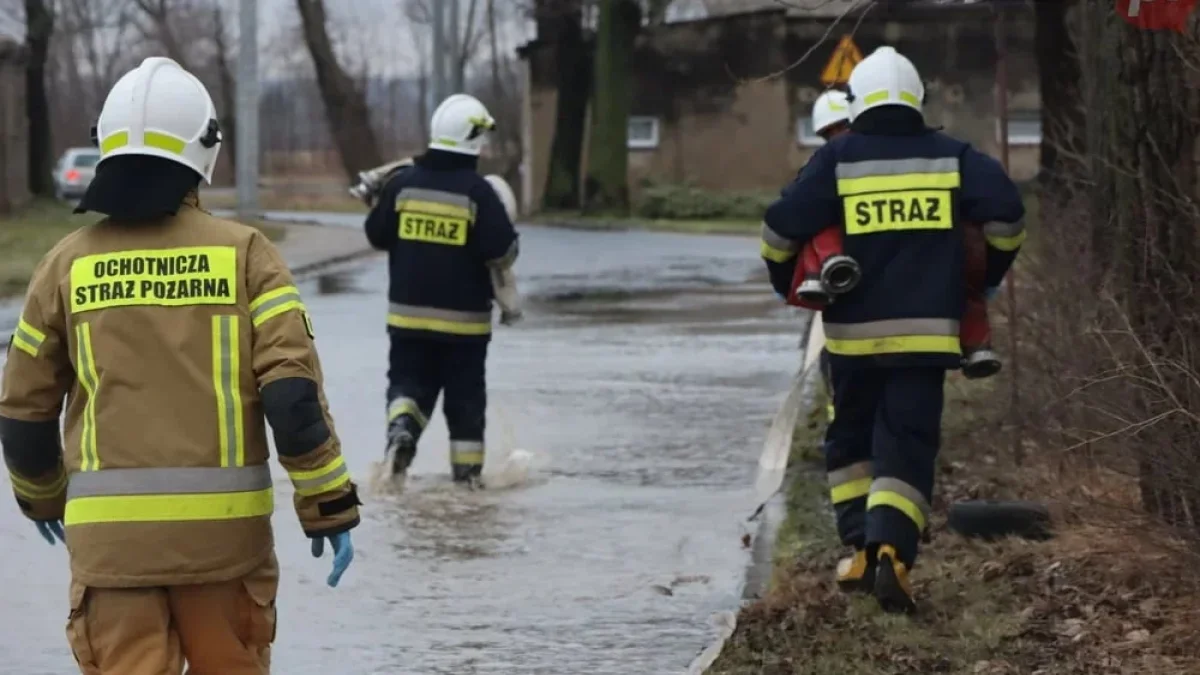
[{"left": 0, "top": 195, "right": 360, "bottom": 588}]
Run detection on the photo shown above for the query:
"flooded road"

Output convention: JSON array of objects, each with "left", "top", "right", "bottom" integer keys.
[{"left": 1, "top": 224, "right": 805, "bottom": 674}]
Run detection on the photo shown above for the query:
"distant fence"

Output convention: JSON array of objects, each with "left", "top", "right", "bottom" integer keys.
[{"left": 0, "top": 41, "right": 28, "bottom": 214}]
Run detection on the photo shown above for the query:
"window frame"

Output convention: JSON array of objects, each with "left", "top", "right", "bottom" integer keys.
[
  {"left": 796, "top": 116, "right": 824, "bottom": 148},
  {"left": 998, "top": 110, "right": 1042, "bottom": 146},
  {"left": 627, "top": 116, "right": 661, "bottom": 150}
]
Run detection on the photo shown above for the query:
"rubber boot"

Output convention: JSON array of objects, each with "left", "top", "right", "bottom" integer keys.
[
  {"left": 452, "top": 463, "right": 484, "bottom": 490},
  {"left": 874, "top": 544, "right": 917, "bottom": 614},
  {"left": 962, "top": 348, "right": 1002, "bottom": 380},
  {"left": 795, "top": 277, "right": 833, "bottom": 306},
  {"left": 385, "top": 419, "right": 418, "bottom": 479},
  {"left": 836, "top": 549, "right": 875, "bottom": 594},
  {"left": 820, "top": 255, "right": 861, "bottom": 295}
]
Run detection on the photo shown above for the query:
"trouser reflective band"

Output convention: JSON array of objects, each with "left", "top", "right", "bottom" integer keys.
[
  {"left": 824, "top": 318, "right": 961, "bottom": 356},
  {"left": 64, "top": 465, "right": 274, "bottom": 525},
  {"left": 983, "top": 220, "right": 1026, "bottom": 251},
  {"left": 387, "top": 303, "right": 491, "bottom": 336},
  {"left": 450, "top": 440, "right": 484, "bottom": 466},
  {"left": 828, "top": 461, "right": 872, "bottom": 504},
  {"left": 287, "top": 456, "right": 351, "bottom": 497},
  {"left": 212, "top": 316, "right": 245, "bottom": 467},
  {"left": 75, "top": 323, "right": 101, "bottom": 471},
  {"left": 760, "top": 222, "right": 798, "bottom": 263},
  {"left": 250, "top": 285, "right": 305, "bottom": 327},
  {"left": 867, "top": 477, "right": 931, "bottom": 532},
  {"left": 387, "top": 396, "right": 428, "bottom": 428},
  {"left": 12, "top": 318, "right": 46, "bottom": 358}
]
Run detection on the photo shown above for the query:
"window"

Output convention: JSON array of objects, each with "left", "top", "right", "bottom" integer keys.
[
  {"left": 72, "top": 152, "right": 101, "bottom": 168},
  {"left": 627, "top": 116, "right": 660, "bottom": 150},
  {"left": 999, "top": 110, "right": 1041, "bottom": 146},
  {"left": 797, "top": 117, "right": 824, "bottom": 147}
]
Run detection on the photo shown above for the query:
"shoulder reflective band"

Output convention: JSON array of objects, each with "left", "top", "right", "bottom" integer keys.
[
  {"left": 835, "top": 158, "right": 961, "bottom": 196},
  {"left": 823, "top": 318, "right": 961, "bottom": 356},
  {"left": 395, "top": 187, "right": 475, "bottom": 247},
  {"left": 8, "top": 468, "right": 67, "bottom": 501},
  {"left": 387, "top": 303, "right": 491, "bottom": 336},
  {"left": 69, "top": 246, "right": 238, "bottom": 314},
  {"left": 100, "top": 130, "right": 187, "bottom": 156},
  {"left": 287, "top": 455, "right": 351, "bottom": 497},
  {"left": 983, "top": 220, "right": 1026, "bottom": 252},
  {"left": 867, "top": 477, "right": 931, "bottom": 532},
  {"left": 249, "top": 285, "right": 305, "bottom": 328},
  {"left": 450, "top": 440, "right": 484, "bottom": 466},
  {"left": 75, "top": 322, "right": 101, "bottom": 472},
  {"left": 212, "top": 315, "right": 245, "bottom": 468},
  {"left": 761, "top": 222, "right": 799, "bottom": 263},
  {"left": 11, "top": 318, "right": 46, "bottom": 358},
  {"left": 64, "top": 465, "right": 273, "bottom": 525},
  {"left": 828, "top": 461, "right": 872, "bottom": 504}
]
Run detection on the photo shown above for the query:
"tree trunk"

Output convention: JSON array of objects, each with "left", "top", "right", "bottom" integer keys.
[
  {"left": 211, "top": 5, "right": 238, "bottom": 174},
  {"left": 24, "top": 0, "right": 54, "bottom": 197},
  {"left": 584, "top": 0, "right": 640, "bottom": 213},
  {"left": 1033, "top": 0, "right": 1081, "bottom": 194},
  {"left": 539, "top": 0, "right": 591, "bottom": 210},
  {"left": 294, "top": 0, "right": 383, "bottom": 178}
]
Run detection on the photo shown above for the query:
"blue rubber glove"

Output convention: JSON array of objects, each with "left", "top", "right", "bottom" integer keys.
[
  {"left": 35, "top": 520, "right": 65, "bottom": 545},
  {"left": 983, "top": 286, "right": 1000, "bottom": 301},
  {"left": 311, "top": 531, "right": 354, "bottom": 588}
]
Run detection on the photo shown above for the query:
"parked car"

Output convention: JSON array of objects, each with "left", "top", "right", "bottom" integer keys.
[{"left": 53, "top": 147, "right": 102, "bottom": 201}]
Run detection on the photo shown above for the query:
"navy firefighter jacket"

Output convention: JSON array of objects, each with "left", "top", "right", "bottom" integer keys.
[
  {"left": 761, "top": 114, "right": 1026, "bottom": 369},
  {"left": 364, "top": 150, "right": 519, "bottom": 343}
]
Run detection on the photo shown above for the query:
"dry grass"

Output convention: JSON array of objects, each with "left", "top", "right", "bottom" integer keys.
[
  {"left": 0, "top": 200, "right": 286, "bottom": 299},
  {"left": 709, "top": 374, "right": 1200, "bottom": 675},
  {"left": 530, "top": 210, "right": 760, "bottom": 235},
  {"left": 200, "top": 188, "right": 366, "bottom": 214}
]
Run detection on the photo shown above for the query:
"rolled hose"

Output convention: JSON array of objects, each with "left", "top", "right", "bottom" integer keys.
[
  {"left": 820, "top": 255, "right": 861, "bottom": 294},
  {"left": 947, "top": 499, "right": 1054, "bottom": 541}
]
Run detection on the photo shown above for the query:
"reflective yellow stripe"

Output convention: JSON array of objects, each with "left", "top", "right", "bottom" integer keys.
[
  {"left": 100, "top": 130, "right": 187, "bottom": 156},
  {"left": 9, "top": 470, "right": 66, "bottom": 500},
  {"left": 862, "top": 89, "right": 921, "bottom": 108},
  {"left": 11, "top": 335, "right": 39, "bottom": 358},
  {"left": 387, "top": 397, "right": 428, "bottom": 427},
  {"left": 837, "top": 173, "right": 960, "bottom": 196},
  {"left": 288, "top": 456, "right": 351, "bottom": 497},
  {"left": 986, "top": 229, "right": 1026, "bottom": 251},
  {"left": 212, "top": 315, "right": 245, "bottom": 467},
  {"left": 65, "top": 488, "right": 274, "bottom": 525},
  {"left": 868, "top": 477, "right": 930, "bottom": 531},
  {"left": 450, "top": 440, "right": 484, "bottom": 466},
  {"left": 397, "top": 199, "right": 474, "bottom": 221},
  {"left": 13, "top": 318, "right": 46, "bottom": 358},
  {"left": 761, "top": 240, "right": 796, "bottom": 263},
  {"left": 387, "top": 314, "right": 491, "bottom": 335},
  {"left": 249, "top": 285, "right": 306, "bottom": 327},
  {"left": 825, "top": 334, "right": 961, "bottom": 356},
  {"left": 75, "top": 323, "right": 101, "bottom": 471},
  {"left": 830, "top": 477, "right": 871, "bottom": 504},
  {"left": 760, "top": 223, "right": 798, "bottom": 263}
]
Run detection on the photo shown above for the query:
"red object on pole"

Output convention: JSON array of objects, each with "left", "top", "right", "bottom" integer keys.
[{"left": 994, "top": 3, "right": 1022, "bottom": 465}]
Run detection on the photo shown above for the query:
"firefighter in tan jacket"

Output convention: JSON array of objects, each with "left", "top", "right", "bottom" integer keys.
[{"left": 0, "top": 57, "right": 361, "bottom": 674}]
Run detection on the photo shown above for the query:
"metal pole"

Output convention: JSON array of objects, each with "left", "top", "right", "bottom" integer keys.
[
  {"left": 994, "top": 4, "right": 1021, "bottom": 465},
  {"left": 432, "top": 0, "right": 447, "bottom": 105},
  {"left": 448, "top": 0, "right": 462, "bottom": 93},
  {"left": 236, "top": 0, "right": 259, "bottom": 219}
]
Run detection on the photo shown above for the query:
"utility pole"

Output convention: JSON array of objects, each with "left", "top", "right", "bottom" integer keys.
[
  {"left": 236, "top": 0, "right": 259, "bottom": 219},
  {"left": 432, "top": 0, "right": 447, "bottom": 107},
  {"left": 448, "top": 0, "right": 462, "bottom": 93}
]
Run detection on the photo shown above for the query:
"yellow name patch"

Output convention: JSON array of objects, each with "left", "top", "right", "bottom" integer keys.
[
  {"left": 843, "top": 190, "right": 952, "bottom": 235},
  {"left": 398, "top": 213, "right": 468, "bottom": 246},
  {"left": 70, "top": 246, "right": 238, "bottom": 314}
]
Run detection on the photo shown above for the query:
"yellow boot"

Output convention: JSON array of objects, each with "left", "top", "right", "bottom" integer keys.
[
  {"left": 874, "top": 544, "right": 916, "bottom": 614},
  {"left": 835, "top": 549, "right": 875, "bottom": 594}
]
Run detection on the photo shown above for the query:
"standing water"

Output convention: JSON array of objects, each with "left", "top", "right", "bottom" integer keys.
[{"left": 0, "top": 226, "right": 804, "bottom": 674}]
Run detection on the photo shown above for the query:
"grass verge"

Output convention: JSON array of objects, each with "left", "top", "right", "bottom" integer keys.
[
  {"left": 0, "top": 200, "right": 286, "bottom": 299},
  {"left": 200, "top": 189, "right": 366, "bottom": 214},
  {"left": 709, "top": 373, "right": 1200, "bottom": 675},
  {"left": 529, "top": 210, "right": 759, "bottom": 235}
]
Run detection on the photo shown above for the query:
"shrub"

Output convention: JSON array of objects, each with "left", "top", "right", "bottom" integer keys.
[{"left": 635, "top": 182, "right": 774, "bottom": 220}]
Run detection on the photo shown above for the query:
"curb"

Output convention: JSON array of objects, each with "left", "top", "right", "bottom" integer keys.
[{"left": 527, "top": 218, "right": 759, "bottom": 237}]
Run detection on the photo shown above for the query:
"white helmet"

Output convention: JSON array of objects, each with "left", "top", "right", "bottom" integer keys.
[
  {"left": 484, "top": 174, "right": 518, "bottom": 220},
  {"left": 846, "top": 46, "right": 924, "bottom": 119},
  {"left": 429, "top": 94, "right": 496, "bottom": 156},
  {"left": 92, "top": 57, "right": 222, "bottom": 183},
  {"left": 811, "top": 90, "right": 851, "bottom": 136}
]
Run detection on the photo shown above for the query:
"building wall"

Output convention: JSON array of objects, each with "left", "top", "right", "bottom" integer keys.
[
  {"left": 521, "top": 6, "right": 1039, "bottom": 212},
  {"left": 0, "top": 41, "right": 29, "bottom": 214}
]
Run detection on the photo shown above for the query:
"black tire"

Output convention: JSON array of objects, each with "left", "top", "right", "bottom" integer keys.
[{"left": 947, "top": 499, "right": 1054, "bottom": 541}]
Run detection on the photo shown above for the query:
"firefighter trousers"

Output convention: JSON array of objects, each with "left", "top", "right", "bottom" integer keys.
[
  {"left": 386, "top": 333, "right": 489, "bottom": 473},
  {"left": 65, "top": 553, "right": 278, "bottom": 675},
  {"left": 824, "top": 366, "right": 945, "bottom": 567}
]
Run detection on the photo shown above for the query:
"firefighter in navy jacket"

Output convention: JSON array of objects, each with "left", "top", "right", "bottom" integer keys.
[
  {"left": 760, "top": 47, "right": 1025, "bottom": 613},
  {"left": 364, "top": 94, "right": 519, "bottom": 488}
]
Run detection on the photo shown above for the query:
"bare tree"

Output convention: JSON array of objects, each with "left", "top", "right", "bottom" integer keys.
[
  {"left": 584, "top": 0, "right": 640, "bottom": 212},
  {"left": 294, "top": 0, "right": 382, "bottom": 178}
]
